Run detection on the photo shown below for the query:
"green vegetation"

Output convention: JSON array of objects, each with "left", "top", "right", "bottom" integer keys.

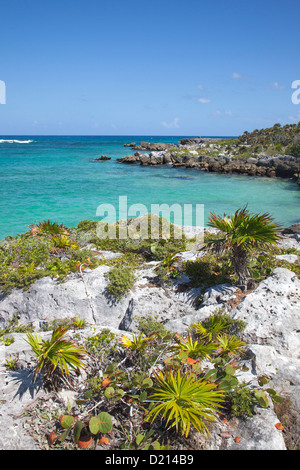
[
  {"left": 286, "top": 142, "right": 300, "bottom": 157},
  {"left": 105, "top": 266, "right": 136, "bottom": 301},
  {"left": 0, "top": 216, "right": 187, "bottom": 295},
  {"left": 1, "top": 207, "right": 295, "bottom": 296},
  {"left": 164, "top": 122, "right": 300, "bottom": 161},
  {"left": 0, "top": 314, "right": 34, "bottom": 346},
  {"left": 205, "top": 207, "right": 281, "bottom": 288},
  {"left": 227, "top": 381, "right": 256, "bottom": 417},
  {"left": 20, "top": 308, "right": 283, "bottom": 450},
  {"left": 238, "top": 121, "right": 300, "bottom": 155},
  {"left": 2, "top": 207, "right": 298, "bottom": 449},
  {"left": 146, "top": 369, "right": 225, "bottom": 437},
  {"left": 185, "top": 251, "right": 232, "bottom": 288},
  {"left": 26, "top": 325, "right": 86, "bottom": 390},
  {"left": 0, "top": 222, "right": 100, "bottom": 293}
]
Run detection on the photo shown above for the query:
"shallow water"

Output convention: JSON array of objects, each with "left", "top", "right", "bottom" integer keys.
[{"left": 0, "top": 135, "right": 299, "bottom": 239}]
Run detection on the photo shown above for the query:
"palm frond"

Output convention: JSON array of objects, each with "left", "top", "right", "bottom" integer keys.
[{"left": 147, "top": 369, "right": 224, "bottom": 436}]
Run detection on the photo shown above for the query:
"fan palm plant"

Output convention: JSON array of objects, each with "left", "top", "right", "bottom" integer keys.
[
  {"left": 205, "top": 207, "right": 280, "bottom": 289},
  {"left": 174, "top": 334, "right": 218, "bottom": 360},
  {"left": 26, "top": 325, "right": 86, "bottom": 390},
  {"left": 120, "top": 332, "right": 151, "bottom": 352},
  {"left": 29, "top": 220, "right": 69, "bottom": 237},
  {"left": 215, "top": 333, "right": 246, "bottom": 358},
  {"left": 147, "top": 369, "right": 224, "bottom": 436},
  {"left": 191, "top": 312, "right": 231, "bottom": 342}
]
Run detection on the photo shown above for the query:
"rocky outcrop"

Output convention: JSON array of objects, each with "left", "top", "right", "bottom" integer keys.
[
  {"left": 0, "top": 230, "right": 299, "bottom": 450},
  {"left": 1, "top": 262, "right": 295, "bottom": 449},
  {"left": 231, "top": 268, "right": 300, "bottom": 404},
  {"left": 124, "top": 141, "right": 173, "bottom": 152},
  {"left": 0, "top": 261, "right": 201, "bottom": 331},
  {"left": 179, "top": 137, "right": 204, "bottom": 146},
  {"left": 118, "top": 150, "right": 300, "bottom": 179},
  {"left": 93, "top": 155, "right": 111, "bottom": 161}
]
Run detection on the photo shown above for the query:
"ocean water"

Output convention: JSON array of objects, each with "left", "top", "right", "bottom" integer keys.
[{"left": 0, "top": 135, "right": 299, "bottom": 240}]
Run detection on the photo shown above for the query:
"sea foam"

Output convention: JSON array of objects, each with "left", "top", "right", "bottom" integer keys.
[{"left": 0, "top": 139, "right": 34, "bottom": 144}]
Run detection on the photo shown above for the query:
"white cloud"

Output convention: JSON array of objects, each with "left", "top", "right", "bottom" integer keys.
[
  {"left": 232, "top": 72, "right": 242, "bottom": 79},
  {"left": 197, "top": 84, "right": 204, "bottom": 90},
  {"left": 271, "top": 81, "right": 285, "bottom": 90},
  {"left": 161, "top": 117, "right": 180, "bottom": 129},
  {"left": 210, "top": 109, "right": 233, "bottom": 118},
  {"left": 198, "top": 98, "right": 211, "bottom": 103}
]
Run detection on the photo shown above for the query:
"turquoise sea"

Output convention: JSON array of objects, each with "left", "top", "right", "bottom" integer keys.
[{"left": 0, "top": 135, "right": 299, "bottom": 240}]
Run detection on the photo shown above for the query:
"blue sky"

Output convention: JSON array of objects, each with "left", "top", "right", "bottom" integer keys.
[{"left": 0, "top": 0, "right": 299, "bottom": 136}]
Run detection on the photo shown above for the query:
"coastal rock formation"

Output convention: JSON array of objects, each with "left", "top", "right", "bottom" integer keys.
[
  {"left": 232, "top": 268, "right": 300, "bottom": 395},
  {"left": 93, "top": 155, "right": 111, "bottom": 161},
  {"left": 179, "top": 137, "right": 204, "bottom": 146},
  {"left": 123, "top": 141, "right": 173, "bottom": 152},
  {"left": 0, "top": 229, "right": 299, "bottom": 450},
  {"left": 118, "top": 151, "right": 300, "bottom": 179},
  {"left": 118, "top": 137, "right": 300, "bottom": 182},
  {"left": 0, "top": 261, "right": 204, "bottom": 335},
  {"left": 0, "top": 321, "right": 286, "bottom": 450}
]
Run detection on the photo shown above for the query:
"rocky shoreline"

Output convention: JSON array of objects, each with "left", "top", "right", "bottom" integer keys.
[
  {"left": 117, "top": 138, "right": 300, "bottom": 184},
  {"left": 0, "top": 219, "right": 299, "bottom": 450}
]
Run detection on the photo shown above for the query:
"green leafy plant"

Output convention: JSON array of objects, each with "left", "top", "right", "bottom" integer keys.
[
  {"left": 26, "top": 325, "right": 86, "bottom": 390},
  {"left": 120, "top": 332, "right": 151, "bottom": 352},
  {"left": 205, "top": 207, "right": 281, "bottom": 288},
  {"left": 191, "top": 311, "right": 231, "bottom": 341},
  {"left": 227, "top": 381, "right": 255, "bottom": 417},
  {"left": 4, "top": 356, "right": 19, "bottom": 370},
  {"left": 215, "top": 333, "right": 246, "bottom": 358},
  {"left": 135, "top": 315, "right": 173, "bottom": 340},
  {"left": 146, "top": 369, "right": 224, "bottom": 437},
  {"left": 50, "top": 235, "right": 79, "bottom": 250},
  {"left": 72, "top": 316, "right": 87, "bottom": 329},
  {"left": 174, "top": 334, "right": 218, "bottom": 360},
  {"left": 29, "top": 220, "right": 69, "bottom": 237},
  {"left": 89, "top": 411, "right": 113, "bottom": 435},
  {"left": 105, "top": 266, "right": 136, "bottom": 300},
  {"left": 0, "top": 335, "right": 15, "bottom": 346},
  {"left": 185, "top": 252, "right": 232, "bottom": 288},
  {"left": 57, "top": 414, "right": 81, "bottom": 444},
  {"left": 120, "top": 427, "right": 169, "bottom": 450}
]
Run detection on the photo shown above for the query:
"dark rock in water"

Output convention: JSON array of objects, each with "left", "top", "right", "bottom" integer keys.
[
  {"left": 131, "top": 141, "right": 172, "bottom": 151},
  {"left": 179, "top": 137, "right": 203, "bottom": 146},
  {"left": 124, "top": 142, "right": 136, "bottom": 147},
  {"left": 117, "top": 145, "right": 300, "bottom": 183},
  {"left": 281, "top": 222, "right": 300, "bottom": 234},
  {"left": 94, "top": 155, "right": 111, "bottom": 161},
  {"left": 117, "top": 154, "right": 140, "bottom": 163}
]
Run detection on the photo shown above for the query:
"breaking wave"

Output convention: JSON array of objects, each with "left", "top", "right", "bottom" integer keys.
[{"left": 0, "top": 139, "right": 34, "bottom": 144}]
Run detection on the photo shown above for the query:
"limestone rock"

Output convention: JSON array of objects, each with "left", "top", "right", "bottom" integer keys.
[
  {"left": 231, "top": 267, "right": 300, "bottom": 439},
  {"left": 232, "top": 268, "right": 300, "bottom": 356}
]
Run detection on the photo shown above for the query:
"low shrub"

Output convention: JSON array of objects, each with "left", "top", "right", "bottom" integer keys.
[{"left": 105, "top": 266, "right": 136, "bottom": 300}]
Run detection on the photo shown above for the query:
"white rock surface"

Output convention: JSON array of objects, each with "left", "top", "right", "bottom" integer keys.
[
  {"left": 275, "top": 254, "right": 298, "bottom": 264},
  {"left": 231, "top": 268, "right": 300, "bottom": 357},
  {"left": 0, "top": 252, "right": 299, "bottom": 450}
]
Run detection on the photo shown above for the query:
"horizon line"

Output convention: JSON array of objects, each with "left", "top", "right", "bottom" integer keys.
[{"left": 0, "top": 133, "right": 238, "bottom": 137}]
